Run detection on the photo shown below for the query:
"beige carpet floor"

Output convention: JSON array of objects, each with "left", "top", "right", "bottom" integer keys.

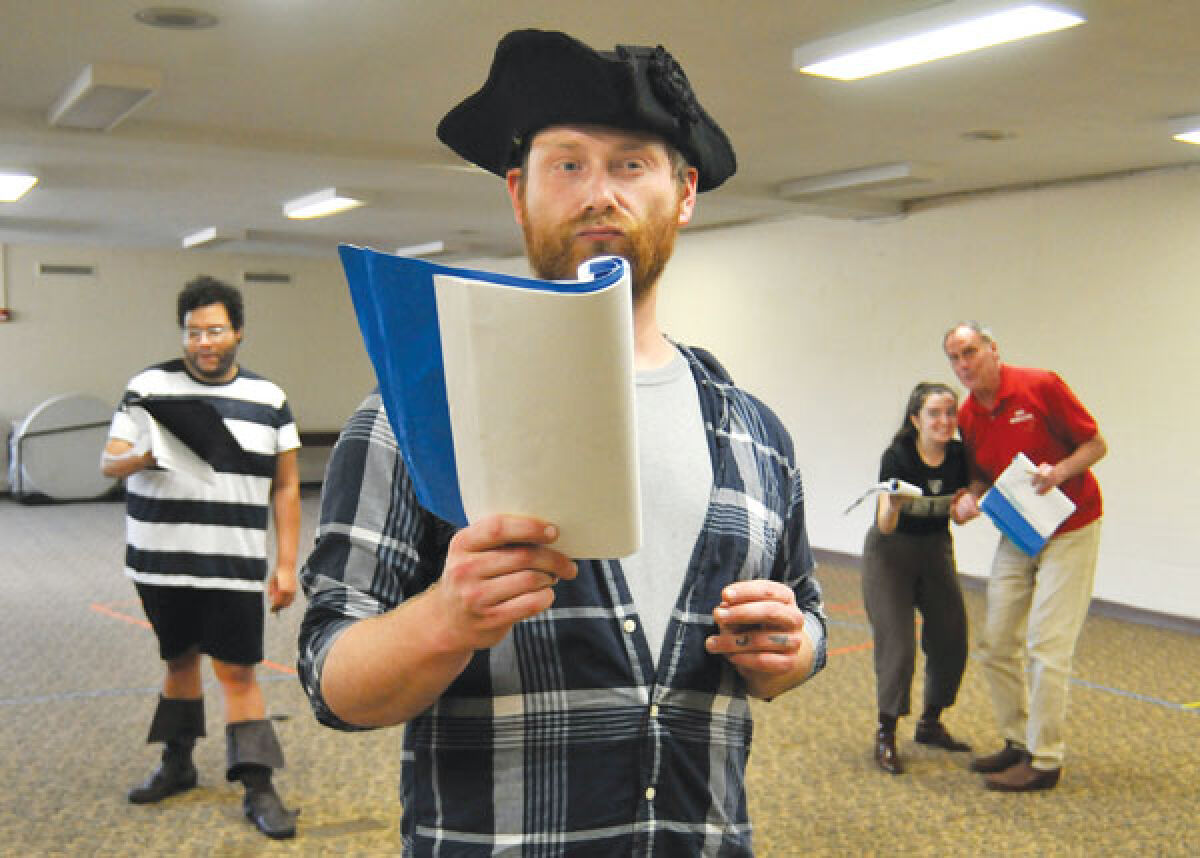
[{"left": 1, "top": 492, "right": 1196, "bottom": 856}]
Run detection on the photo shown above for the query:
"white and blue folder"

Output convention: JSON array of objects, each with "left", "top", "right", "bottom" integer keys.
[
  {"left": 980, "top": 452, "right": 1075, "bottom": 556},
  {"left": 339, "top": 246, "right": 641, "bottom": 559}
]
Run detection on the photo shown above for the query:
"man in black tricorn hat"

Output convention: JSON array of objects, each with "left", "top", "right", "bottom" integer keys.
[{"left": 299, "top": 29, "right": 826, "bottom": 856}]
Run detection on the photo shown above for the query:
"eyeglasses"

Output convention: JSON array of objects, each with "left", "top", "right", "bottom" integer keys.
[{"left": 183, "top": 325, "right": 232, "bottom": 343}]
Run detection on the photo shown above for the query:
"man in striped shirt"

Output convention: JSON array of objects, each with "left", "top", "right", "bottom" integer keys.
[
  {"left": 300, "top": 30, "right": 827, "bottom": 855},
  {"left": 103, "top": 276, "right": 301, "bottom": 839}
]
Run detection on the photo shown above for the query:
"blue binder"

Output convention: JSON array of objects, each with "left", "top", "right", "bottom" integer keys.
[
  {"left": 980, "top": 488, "right": 1049, "bottom": 556},
  {"left": 979, "top": 453, "right": 1075, "bottom": 557},
  {"left": 339, "top": 245, "right": 628, "bottom": 526}
]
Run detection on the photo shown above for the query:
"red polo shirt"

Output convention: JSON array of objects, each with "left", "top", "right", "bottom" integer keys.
[{"left": 958, "top": 364, "right": 1102, "bottom": 534}]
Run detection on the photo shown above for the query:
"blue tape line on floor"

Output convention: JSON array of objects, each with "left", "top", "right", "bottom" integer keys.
[{"left": 1070, "top": 678, "right": 1199, "bottom": 713}]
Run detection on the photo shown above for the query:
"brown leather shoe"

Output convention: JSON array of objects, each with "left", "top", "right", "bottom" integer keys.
[
  {"left": 874, "top": 729, "right": 904, "bottom": 775},
  {"left": 968, "top": 740, "right": 1029, "bottom": 773},
  {"left": 984, "top": 760, "right": 1061, "bottom": 792},
  {"left": 914, "top": 720, "right": 971, "bottom": 752}
]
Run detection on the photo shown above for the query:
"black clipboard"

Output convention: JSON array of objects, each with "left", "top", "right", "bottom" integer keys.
[{"left": 131, "top": 397, "right": 249, "bottom": 470}]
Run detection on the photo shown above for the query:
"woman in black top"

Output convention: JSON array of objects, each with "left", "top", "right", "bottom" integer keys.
[{"left": 863, "top": 382, "right": 974, "bottom": 775}]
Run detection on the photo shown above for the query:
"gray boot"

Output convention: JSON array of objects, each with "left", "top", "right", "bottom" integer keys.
[
  {"left": 128, "top": 696, "right": 205, "bottom": 804},
  {"left": 226, "top": 719, "right": 297, "bottom": 839}
]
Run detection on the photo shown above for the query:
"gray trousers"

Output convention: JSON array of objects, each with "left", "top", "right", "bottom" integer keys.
[{"left": 862, "top": 525, "right": 968, "bottom": 718}]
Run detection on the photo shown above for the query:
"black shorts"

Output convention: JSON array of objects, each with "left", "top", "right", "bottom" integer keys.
[{"left": 135, "top": 583, "right": 264, "bottom": 666}]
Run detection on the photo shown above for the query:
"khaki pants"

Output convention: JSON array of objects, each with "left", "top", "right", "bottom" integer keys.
[{"left": 979, "top": 519, "right": 1102, "bottom": 770}]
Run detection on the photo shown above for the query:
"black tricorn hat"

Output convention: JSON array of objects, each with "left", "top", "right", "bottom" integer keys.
[{"left": 436, "top": 29, "right": 736, "bottom": 192}]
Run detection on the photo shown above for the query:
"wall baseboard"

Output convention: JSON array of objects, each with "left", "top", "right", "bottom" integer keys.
[{"left": 813, "top": 548, "right": 1200, "bottom": 636}]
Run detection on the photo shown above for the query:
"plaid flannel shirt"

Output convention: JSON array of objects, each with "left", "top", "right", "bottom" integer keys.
[{"left": 298, "top": 343, "right": 826, "bottom": 857}]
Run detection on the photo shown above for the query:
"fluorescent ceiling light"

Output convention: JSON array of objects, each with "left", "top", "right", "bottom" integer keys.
[
  {"left": 182, "top": 226, "right": 243, "bottom": 248},
  {"left": 0, "top": 173, "right": 38, "bottom": 202},
  {"left": 778, "top": 162, "right": 940, "bottom": 198},
  {"left": 795, "top": 2, "right": 1085, "bottom": 81},
  {"left": 283, "top": 187, "right": 365, "bottom": 219},
  {"left": 395, "top": 240, "right": 446, "bottom": 257},
  {"left": 48, "top": 63, "right": 163, "bottom": 130},
  {"left": 1169, "top": 114, "right": 1200, "bottom": 145}
]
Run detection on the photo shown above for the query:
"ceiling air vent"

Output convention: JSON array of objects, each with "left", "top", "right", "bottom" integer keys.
[
  {"left": 241, "top": 271, "right": 292, "bottom": 285},
  {"left": 37, "top": 263, "right": 97, "bottom": 277}
]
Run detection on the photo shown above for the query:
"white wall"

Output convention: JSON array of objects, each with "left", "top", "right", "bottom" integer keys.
[
  {"left": 0, "top": 245, "right": 375, "bottom": 487},
  {"left": 0, "top": 244, "right": 532, "bottom": 488},
  {"left": 658, "top": 165, "right": 1200, "bottom": 621},
  {"left": 2, "top": 165, "right": 1195, "bottom": 621}
]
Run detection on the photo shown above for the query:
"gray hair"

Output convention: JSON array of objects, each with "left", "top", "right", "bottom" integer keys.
[{"left": 943, "top": 319, "right": 994, "bottom": 349}]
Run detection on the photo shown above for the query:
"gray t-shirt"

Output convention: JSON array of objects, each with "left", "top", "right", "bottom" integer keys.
[{"left": 620, "top": 351, "right": 712, "bottom": 666}]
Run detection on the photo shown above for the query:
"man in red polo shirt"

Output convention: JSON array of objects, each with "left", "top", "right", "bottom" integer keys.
[{"left": 944, "top": 321, "right": 1106, "bottom": 792}]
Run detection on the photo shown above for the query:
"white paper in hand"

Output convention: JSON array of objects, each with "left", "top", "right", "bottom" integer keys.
[
  {"left": 980, "top": 452, "right": 1075, "bottom": 556},
  {"left": 128, "top": 406, "right": 217, "bottom": 485},
  {"left": 434, "top": 258, "right": 639, "bottom": 558},
  {"left": 842, "top": 478, "right": 924, "bottom": 514}
]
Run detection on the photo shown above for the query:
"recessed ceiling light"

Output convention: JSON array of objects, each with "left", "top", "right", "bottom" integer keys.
[
  {"left": 1168, "top": 114, "right": 1200, "bottom": 145},
  {"left": 0, "top": 173, "right": 38, "bottom": 202},
  {"left": 182, "top": 226, "right": 243, "bottom": 248},
  {"left": 134, "top": 6, "right": 218, "bottom": 29},
  {"left": 794, "top": 2, "right": 1085, "bottom": 81},
  {"left": 778, "top": 162, "right": 940, "bottom": 198},
  {"left": 395, "top": 241, "right": 446, "bottom": 257},
  {"left": 283, "top": 187, "right": 365, "bottom": 220}
]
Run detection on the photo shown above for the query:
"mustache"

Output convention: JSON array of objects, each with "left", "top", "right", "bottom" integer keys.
[{"left": 570, "top": 213, "right": 632, "bottom": 232}]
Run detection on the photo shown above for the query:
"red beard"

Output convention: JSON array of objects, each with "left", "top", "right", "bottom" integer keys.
[{"left": 520, "top": 203, "right": 681, "bottom": 300}]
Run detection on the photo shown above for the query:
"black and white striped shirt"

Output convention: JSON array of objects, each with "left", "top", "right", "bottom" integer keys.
[{"left": 108, "top": 359, "right": 300, "bottom": 592}]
